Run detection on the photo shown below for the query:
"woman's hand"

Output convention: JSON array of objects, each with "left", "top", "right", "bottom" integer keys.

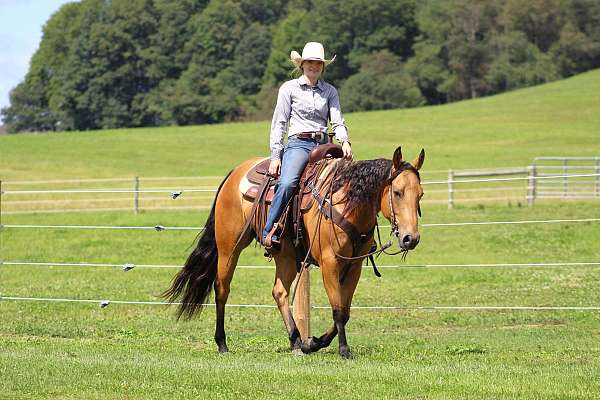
[
  {"left": 342, "top": 141, "right": 353, "bottom": 160},
  {"left": 268, "top": 159, "right": 281, "bottom": 178}
]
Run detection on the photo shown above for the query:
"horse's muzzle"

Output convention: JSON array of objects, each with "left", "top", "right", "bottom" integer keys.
[{"left": 399, "top": 232, "right": 420, "bottom": 250}]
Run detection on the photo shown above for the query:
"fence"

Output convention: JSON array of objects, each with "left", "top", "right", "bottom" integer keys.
[
  {"left": 2, "top": 182, "right": 600, "bottom": 341},
  {"left": 445, "top": 157, "right": 600, "bottom": 209},
  {"left": 3, "top": 171, "right": 600, "bottom": 214},
  {"left": 532, "top": 157, "right": 600, "bottom": 200},
  {"left": 0, "top": 176, "right": 221, "bottom": 214}
]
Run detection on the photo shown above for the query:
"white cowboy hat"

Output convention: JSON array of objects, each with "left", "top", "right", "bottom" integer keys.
[{"left": 290, "top": 42, "right": 336, "bottom": 68}]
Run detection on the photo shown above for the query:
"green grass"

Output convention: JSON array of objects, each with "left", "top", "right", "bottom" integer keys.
[{"left": 1, "top": 71, "right": 600, "bottom": 399}]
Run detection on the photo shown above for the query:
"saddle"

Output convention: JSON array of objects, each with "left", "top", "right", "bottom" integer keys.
[
  {"left": 243, "top": 143, "right": 344, "bottom": 208},
  {"left": 241, "top": 143, "right": 344, "bottom": 257},
  {"left": 243, "top": 144, "right": 344, "bottom": 205}
]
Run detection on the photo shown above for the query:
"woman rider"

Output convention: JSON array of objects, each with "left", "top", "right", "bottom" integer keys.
[{"left": 262, "top": 42, "right": 353, "bottom": 247}]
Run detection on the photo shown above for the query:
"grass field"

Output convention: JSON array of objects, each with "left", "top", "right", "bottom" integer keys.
[{"left": 1, "top": 70, "right": 600, "bottom": 399}]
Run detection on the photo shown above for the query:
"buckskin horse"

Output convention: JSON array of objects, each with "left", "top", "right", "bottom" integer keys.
[{"left": 163, "top": 146, "right": 425, "bottom": 358}]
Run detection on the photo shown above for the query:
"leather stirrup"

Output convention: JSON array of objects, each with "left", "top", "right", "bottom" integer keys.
[{"left": 263, "top": 223, "right": 282, "bottom": 254}]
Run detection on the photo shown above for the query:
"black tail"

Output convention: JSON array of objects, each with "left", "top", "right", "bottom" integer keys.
[{"left": 162, "top": 170, "right": 233, "bottom": 320}]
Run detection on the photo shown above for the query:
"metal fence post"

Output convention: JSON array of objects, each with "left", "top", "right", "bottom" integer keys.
[
  {"left": 133, "top": 176, "right": 139, "bottom": 214},
  {"left": 527, "top": 165, "right": 537, "bottom": 206},
  {"left": 448, "top": 170, "right": 454, "bottom": 209}
]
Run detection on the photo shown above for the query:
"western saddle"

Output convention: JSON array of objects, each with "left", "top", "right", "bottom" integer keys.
[{"left": 241, "top": 143, "right": 344, "bottom": 265}]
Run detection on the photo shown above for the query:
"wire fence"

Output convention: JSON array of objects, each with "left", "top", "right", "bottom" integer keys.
[
  {"left": 2, "top": 170, "right": 600, "bottom": 313},
  {"left": 3, "top": 261, "right": 599, "bottom": 270},
  {"left": 2, "top": 295, "right": 599, "bottom": 311},
  {"left": 3, "top": 217, "right": 600, "bottom": 231},
  {"left": 2, "top": 171, "right": 599, "bottom": 214}
]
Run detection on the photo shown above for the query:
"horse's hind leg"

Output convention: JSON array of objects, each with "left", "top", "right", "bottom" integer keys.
[
  {"left": 272, "top": 240, "right": 303, "bottom": 353},
  {"left": 213, "top": 234, "right": 251, "bottom": 353},
  {"left": 213, "top": 206, "right": 253, "bottom": 353}
]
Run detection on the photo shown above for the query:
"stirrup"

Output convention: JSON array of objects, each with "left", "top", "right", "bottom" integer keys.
[{"left": 263, "top": 224, "right": 282, "bottom": 254}]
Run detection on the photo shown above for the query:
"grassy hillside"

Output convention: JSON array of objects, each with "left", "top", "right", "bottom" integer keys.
[
  {"left": 1, "top": 72, "right": 600, "bottom": 399},
  {"left": 1, "top": 69, "right": 599, "bottom": 181}
]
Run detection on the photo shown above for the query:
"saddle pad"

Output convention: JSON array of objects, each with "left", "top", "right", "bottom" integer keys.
[{"left": 240, "top": 158, "right": 276, "bottom": 203}]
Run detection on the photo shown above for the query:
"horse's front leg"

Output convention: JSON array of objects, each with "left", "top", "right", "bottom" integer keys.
[
  {"left": 301, "top": 324, "right": 337, "bottom": 354},
  {"left": 273, "top": 240, "right": 303, "bottom": 353},
  {"left": 320, "top": 259, "right": 363, "bottom": 358}
]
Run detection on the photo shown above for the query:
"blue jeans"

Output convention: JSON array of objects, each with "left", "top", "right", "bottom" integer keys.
[{"left": 262, "top": 137, "right": 325, "bottom": 240}]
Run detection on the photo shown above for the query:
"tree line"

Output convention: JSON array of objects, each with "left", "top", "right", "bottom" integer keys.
[{"left": 2, "top": 0, "right": 599, "bottom": 133}]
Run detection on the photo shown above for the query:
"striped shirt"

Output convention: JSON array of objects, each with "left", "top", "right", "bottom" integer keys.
[{"left": 269, "top": 76, "right": 349, "bottom": 160}]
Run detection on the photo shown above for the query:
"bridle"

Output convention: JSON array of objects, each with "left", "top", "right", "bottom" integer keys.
[{"left": 386, "top": 162, "right": 421, "bottom": 239}]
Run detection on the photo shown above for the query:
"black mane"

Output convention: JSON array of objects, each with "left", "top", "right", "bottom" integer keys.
[{"left": 330, "top": 158, "right": 393, "bottom": 214}]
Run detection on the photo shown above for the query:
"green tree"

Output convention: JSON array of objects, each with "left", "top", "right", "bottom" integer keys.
[
  {"left": 410, "top": 1, "right": 498, "bottom": 102},
  {"left": 486, "top": 31, "right": 559, "bottom": 92},
  {"left": 340, "top": 50, "right": 424, "bottom": 112},
  {"left": 1, "top": 1, "right": 86, "bottom": 132},
  {"left": 501, "top": 0, "right": 565, "bottom": 52},
  {"left": 549, "top": 0, "right": 600, "bottom": 76}
]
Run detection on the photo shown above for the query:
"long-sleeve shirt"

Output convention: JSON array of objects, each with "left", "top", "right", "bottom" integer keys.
[{"left": 269, "top": 76, "right": 349, "bottom": 160}]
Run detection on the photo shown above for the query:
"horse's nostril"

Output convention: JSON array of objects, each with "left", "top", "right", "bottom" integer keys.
[{"left": 402, "top": 235, "right": 412, "bottom": 245}]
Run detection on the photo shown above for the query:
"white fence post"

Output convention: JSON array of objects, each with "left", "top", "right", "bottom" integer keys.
[
  {"left": 594, "top": 157, "right": 600, "bottom": 197},
  {"left": 527, "top": 165, "right": 537, "bottom": 206},
  {"left": 563, "top": 159, "right": 568, "bottom": 197},
  {"left": 133, "top": 176, "right": 139, "bottom": 214},
  {"left": 448, "top": 170, "right": 454, "bottom": 209}
]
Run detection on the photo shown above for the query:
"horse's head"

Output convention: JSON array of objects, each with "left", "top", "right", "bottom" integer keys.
[{"left": 381, "top": 146, "right": 425, "bottom": 251}]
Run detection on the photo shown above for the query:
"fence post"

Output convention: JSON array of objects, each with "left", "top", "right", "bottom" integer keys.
[
  {"left": 448, "top": 170, "right": 454, "bottom": 209},
  {"left": 293, "top": 268, "right": 310, "bottom": 342},
  {"left": 594, "top": 157, "right": 600, "bottom": 197},
  {"left": 563, "top": 159, "right": 568, "bottom": 197},
  {"left": 133, "top": 176, "right": 139, "bottom": 214},
  {"left": 527, "top": 165, "right": 537, "bottom": 206}
]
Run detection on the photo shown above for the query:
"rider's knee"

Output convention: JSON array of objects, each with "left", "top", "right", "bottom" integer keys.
[{"left": 278, "top": 177, "right": 298, "bottom": 191}]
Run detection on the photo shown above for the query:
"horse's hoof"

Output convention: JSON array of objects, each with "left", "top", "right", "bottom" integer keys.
[
  {"left": 301, "top": 339, "right": 315, "bottom": 354},
  {"left": 217, "top": 344, "right": 229, "bottom": 353},
  {"left": 301, "top": 336, "right": 322, "bottom": 354},
  {"left": 301, "top": 341, "right": 311, "bottom": 354},
  {"left": 339, "top": 346, "right": 353, "bottom": 359},
  {"left": 292, "top": 348, "right": 305, "bottom": 356}
]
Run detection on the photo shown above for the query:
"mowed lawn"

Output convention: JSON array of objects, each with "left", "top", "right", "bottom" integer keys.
[{"left": 1, "top": 70, "right": 600, "bottom": 399}]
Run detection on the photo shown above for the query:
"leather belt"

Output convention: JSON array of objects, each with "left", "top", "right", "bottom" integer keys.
[{"left": 295, "top": 132, "right": 324, "bottom": 140}]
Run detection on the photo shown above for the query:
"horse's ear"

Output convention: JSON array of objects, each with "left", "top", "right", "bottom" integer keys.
[
  {"left": 411, "top": 148, "right": 425, "bottom": 171},
  {"left": 392, "top": 146, "right": 403, "bottom": 170}
]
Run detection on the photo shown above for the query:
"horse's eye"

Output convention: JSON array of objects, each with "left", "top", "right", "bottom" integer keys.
[{"left": 393, "top": 190, "right": 403, "bottom": 198}]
